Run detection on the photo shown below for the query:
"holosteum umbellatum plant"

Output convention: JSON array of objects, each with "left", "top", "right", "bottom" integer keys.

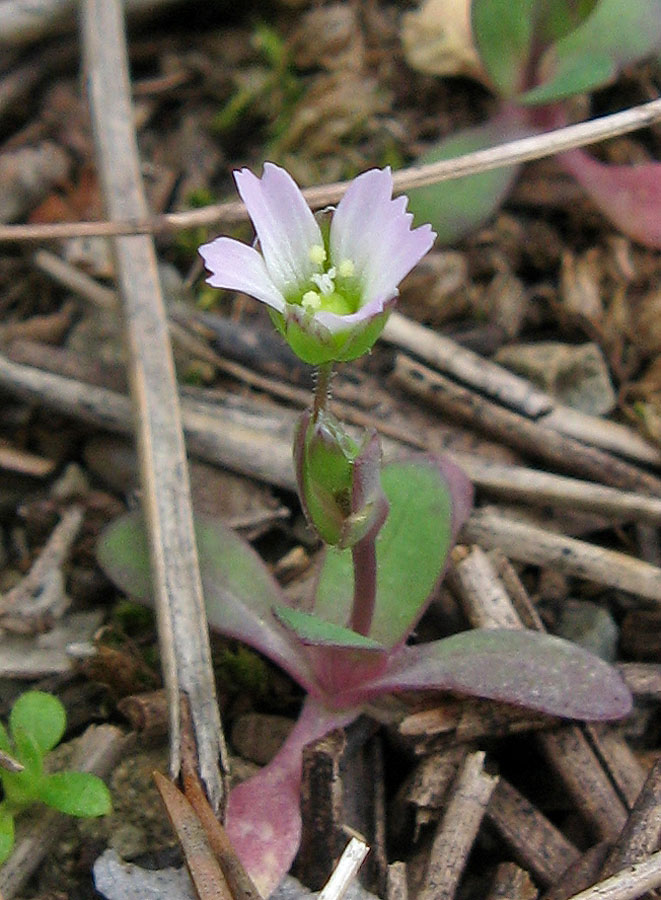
[{"left": 98, "top": 163, "right": 632, "bottom": 896}]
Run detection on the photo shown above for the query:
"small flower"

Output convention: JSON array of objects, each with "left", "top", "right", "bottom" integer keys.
[{"left": 199, "top": 163, "right": 435, "bottom": 364}]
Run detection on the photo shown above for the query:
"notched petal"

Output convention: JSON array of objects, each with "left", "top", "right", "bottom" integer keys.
[{"left": 199, "top": 237, "right": 286, "bottom": 312}]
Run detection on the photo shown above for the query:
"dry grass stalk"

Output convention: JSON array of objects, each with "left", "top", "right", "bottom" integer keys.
[
  {"left": 81, "top": 0, "right": 227, "bottom": 810},
  {"left": 2, "top": 98, "right": 661, "bottom": 241}
]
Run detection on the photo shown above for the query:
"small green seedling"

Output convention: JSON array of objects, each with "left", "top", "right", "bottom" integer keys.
[{"left": 0, "top": 691, "right": 112, "bottom": 865}]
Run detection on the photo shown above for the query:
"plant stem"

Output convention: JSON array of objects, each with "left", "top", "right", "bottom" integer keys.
[
  {"left": 312, "top": 362, "right": 333, "bottom": 420},
  {"left": 349, "top": 533, "right": 377, "bottom": 636}
]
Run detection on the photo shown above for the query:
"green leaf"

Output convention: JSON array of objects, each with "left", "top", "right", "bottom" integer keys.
[
  {"left": 472, "top": 0, "right": 537, "bottom": 96},
  {"left": 315, "top": 457, "right": 472, "bottom": 648},
  {"left": 273, "top": 606, "right": 384, "bottom": 649},
  {"left": 532, "top": 0, "right": 599, "bottom": 44},
  {"left": 0, "top": 807, "right": 15, "bottom": 865},
  {"left": 405, "top": 114, "right": 528, "bottom": 244},
  {"left": 9, "top": 692, "right": 66, "bottom": 757},
  {"left": 38, "top": 772, "right": 112, "bottom": 817},
  {"left": 519, "top": 0, "right": 661, "bottom": 105},
  {"left": 98, "top": 514, "right": 317, "bottom": 692}
]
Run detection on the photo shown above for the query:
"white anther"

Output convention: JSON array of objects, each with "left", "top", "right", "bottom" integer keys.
[
  {"left": 309, "top": 244, "right": 327, "bottom": 266},
  {"left": 338, "top": 259, "right": 355, "bottom": 278},
  {"left": 311, "top": 267, "right": 336, "bottom": 295},
  {"left": 302, "top": 290, "right": 322, "bottom": 310}
]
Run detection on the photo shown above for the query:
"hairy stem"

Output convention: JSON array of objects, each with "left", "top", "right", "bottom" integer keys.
[{"left": 312, "top": 362, "right": 333, "bottom": 420}]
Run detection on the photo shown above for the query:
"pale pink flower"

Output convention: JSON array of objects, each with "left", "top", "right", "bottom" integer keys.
[{"left": 199, "top": 163, "right": 435, "bottom": 363}]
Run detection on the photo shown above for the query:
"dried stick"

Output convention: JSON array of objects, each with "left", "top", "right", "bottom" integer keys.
[
  {"left": 2, "top": 97, "right": 661, "bottom": 241},
  {"left": 486, "top": 863, "right": 538, "bottom": 900},
  {"left": 463, "top": 509, "right": 661, "bottom": 603},
  {"left": 0, "top": 725, "right": 130, "bottom": 899},
  {"left": 419, "top": 750, "right": 498, "bottom": 900},
  {"left": 393, "top": 356, "right": 661, "bottom": 494},
  {"left": 0, "top": 505, "right": 83, "bottom": 631},
  {"left": 385, "top": 316, "right": 660, "bottom": 467},
  {"left": 81, "top": 0, "right": 227, "bottom": 811},
  {"left": 600, "top": 758, "right": 661, "bottom": 878},
  {"left": 452, "top": 455, "right": 661, "bottom": 526},
  {"left": 486, "top": 778, "right": 580, "bottom": 887},
  {"left": 563, "top": 849, "right": 661, "bottom": 900},
  {"left": 317, "top": 837, "right": 370, "bottom": 900}
]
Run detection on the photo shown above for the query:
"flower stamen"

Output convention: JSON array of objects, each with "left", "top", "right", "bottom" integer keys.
[
  {"left": 309, "top": 245, "right": 327, "bottom": 266},
  {"left": 338, "top": 259, "right": 355, "bottom": 278},
  {"left": 302, "top": 290, "right": 322, "bottom": 311}
]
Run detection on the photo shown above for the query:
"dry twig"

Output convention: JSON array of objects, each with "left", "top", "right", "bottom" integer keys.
[{"left": 81, "top": 0, "right": 227, "bottom": 810}]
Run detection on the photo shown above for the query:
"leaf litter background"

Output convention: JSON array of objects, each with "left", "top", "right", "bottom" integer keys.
[{"left": 0, "top": 0, "right": 661, "bottom": 898}]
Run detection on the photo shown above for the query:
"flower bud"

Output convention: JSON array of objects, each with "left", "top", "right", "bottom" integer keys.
[{"left": 294, "top": 410, "right": 388, "bottom": 548}]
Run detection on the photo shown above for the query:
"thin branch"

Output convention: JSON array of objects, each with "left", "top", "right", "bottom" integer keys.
[{"left": 0, "top": 98, "right": 660, "bottom": 242}]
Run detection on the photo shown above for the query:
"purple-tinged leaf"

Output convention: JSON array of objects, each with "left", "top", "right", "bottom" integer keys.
[
  {"left": 274, "top": 606, "right": 389, "bottom": 698},
  {"left": 315, "top": 456, "right": 473, "bottom": 649},
  {"left": 405, "top": 112, "right": 530, "bottom": 244},
  {"left": 226, "top": 697, "right": 358, "bottom": 897},
  {"left": 520, "top": 0, "right": 661, "bottom": 105},
  {"left": 561, "top": 149, "right": 661, "bottom": 249},
  {"left": 348, "top": 628, "right": 632, "bottom": 720},
  {"left": 97, "top": 514, "right": 317, "bottom": 693}
]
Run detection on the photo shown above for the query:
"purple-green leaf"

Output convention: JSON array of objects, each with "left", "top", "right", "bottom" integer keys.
[
  {"left": 519, "top": 0, "right": 661, "bottom": 105},
  {"left": 404, "top": 113, "right": 529, "bottom": 244},
  {"left": 561, "top": 149, "right": 661, "bottom": 248},
  {"left": 97, "top": 514, "right": 317, "bottom": 692},
  {"left": 226, "top": 697, "right": 357, "bottom": 897},
  {"left": 314, "top": 456, "right": 472, "bottom": 649},
  {"left": 354, "top": 628, "right": 632, "bottom": 720}
]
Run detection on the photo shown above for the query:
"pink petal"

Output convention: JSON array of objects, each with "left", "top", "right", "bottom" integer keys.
[
  {"left": 561, "top": 149, "right": 661, "bottom": 249},
  {"left": 199, "top": 237, "right": 286, "bottom": 312},
  {"left": 330, "top": 168, "right": 435, "bottom": 302},
  {"left": 227, "top": 698, "right": 357, "bottom": 897},
  {"left": 234, "top": 163, "right": 322, "bottom": 293}
]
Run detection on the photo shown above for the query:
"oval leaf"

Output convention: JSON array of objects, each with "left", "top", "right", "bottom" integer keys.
[
  {"left": 360, "top": 628, "right": 632, "bottom": 720},
  {"left": 315, "top": 455, "right": 472, "bottom": 648},
  {"left": 472, "top": 0, "right": 537, "bottom": 96},
  {"left": 98, "top": 514, "right": 317, "bottom": 692},
  {"left": 520, "top": 0, "right": 661, "bottom": 105},
  {"left": 405, "top": 114, "right": 529, "bottom": 244},
  {"left": 38, "top": 772, "right": 112, "bottom": 817},
  {"left": 10, "top": 692, "right": 66, "bottom": 756}
]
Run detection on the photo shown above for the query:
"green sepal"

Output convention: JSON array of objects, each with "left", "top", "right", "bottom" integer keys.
[{"left": 269, "top": 308, "right": 390, "bottom": 365}]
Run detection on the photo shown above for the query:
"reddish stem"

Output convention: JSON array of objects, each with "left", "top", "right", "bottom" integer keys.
[{"left": 349, "top": 533, "right": 378, "bottom": 637}]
